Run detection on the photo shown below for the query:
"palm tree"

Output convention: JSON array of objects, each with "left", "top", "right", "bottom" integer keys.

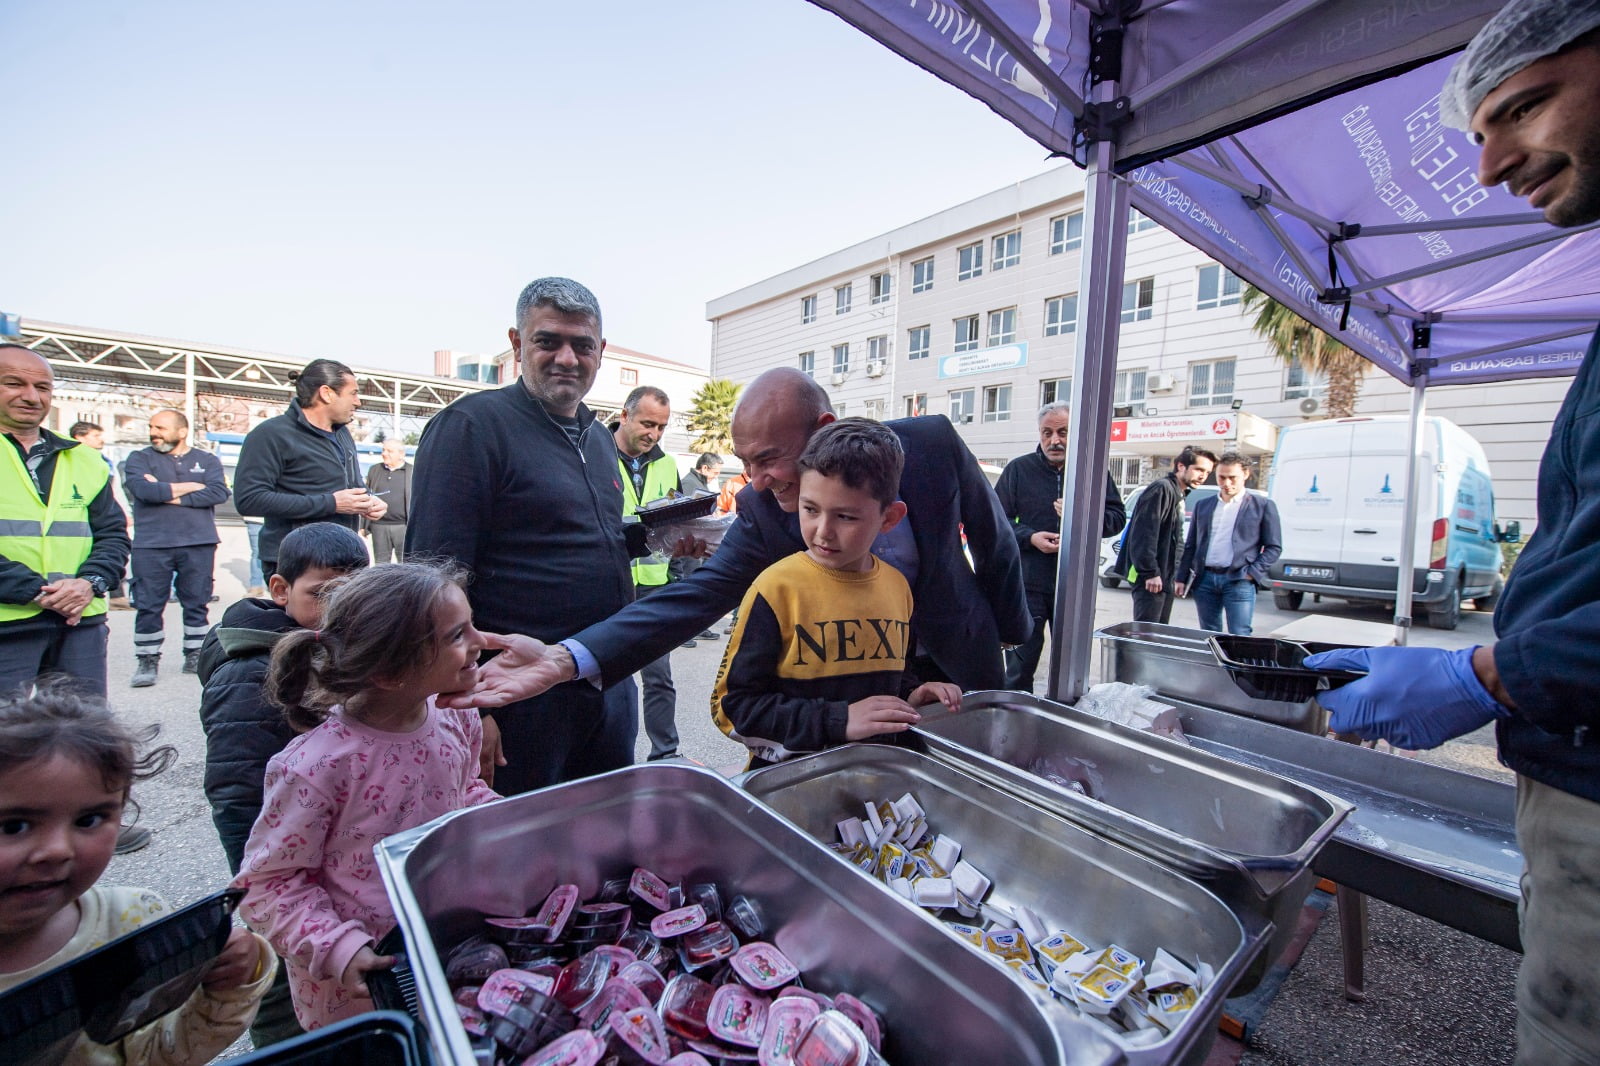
[
  {"left": 686, "top": 379, "right": 741, "bottom": 454},
  {"left": 1241, "top": 284, "right": 1369, "bottom": 418}
]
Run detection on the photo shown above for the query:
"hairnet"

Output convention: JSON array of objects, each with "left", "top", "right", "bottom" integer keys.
[{"left": 1440, "top": 0, "right": 1600, "bottom": 130}]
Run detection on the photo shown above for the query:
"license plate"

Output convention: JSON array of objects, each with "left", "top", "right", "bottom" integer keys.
[{"left": 1285, "top": 565, "right": 1335, "bottom": 580}]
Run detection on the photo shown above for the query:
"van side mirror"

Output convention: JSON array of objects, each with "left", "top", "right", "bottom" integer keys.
[{"left": 1497, "top": 520, "right": 1521, "bottom": 544}]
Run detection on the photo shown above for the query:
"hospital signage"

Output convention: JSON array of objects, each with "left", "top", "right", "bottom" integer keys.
[{"left": 1110, "top": 414, "right": 1235, "bottom": 444}]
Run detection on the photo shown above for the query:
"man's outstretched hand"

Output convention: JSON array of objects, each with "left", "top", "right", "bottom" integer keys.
[{"left": 436, "top": 632, "right": 575, "bottom": 710}]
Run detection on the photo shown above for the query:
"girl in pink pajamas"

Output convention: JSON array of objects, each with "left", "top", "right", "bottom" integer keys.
[{"left": 233, "top": 562, "right": 499, "bottom": 1030}]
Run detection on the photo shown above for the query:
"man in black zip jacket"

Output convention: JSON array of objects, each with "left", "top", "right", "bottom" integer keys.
[
  {"left": 1307, "top": 8, "right": 1600, "bottom": 1060},
  {"left": 407, "top": 277, "right": 650, "bottom": 795},
  {"left": 233, "top": 358, "right": 385, "bottom": 579},
  {"left": 995, "top": 401, "right": 1125, "bottom": 692}
]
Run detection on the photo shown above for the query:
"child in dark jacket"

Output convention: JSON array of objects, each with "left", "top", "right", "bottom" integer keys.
[{"left": 197, "top": 521, "right": 368, "bottom": 1050}]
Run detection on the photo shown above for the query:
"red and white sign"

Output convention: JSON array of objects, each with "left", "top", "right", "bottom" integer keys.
[{"left": 1110, "top": 414, "right": 1235, "bottom": 444}]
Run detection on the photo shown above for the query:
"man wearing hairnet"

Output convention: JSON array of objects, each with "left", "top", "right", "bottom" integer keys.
[{"left": 1306, "top": 3, "right": 1600, "bottom": 1061}]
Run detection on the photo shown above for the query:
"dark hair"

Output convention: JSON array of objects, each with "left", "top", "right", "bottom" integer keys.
[
  {"left": 623, "top": 386, "right": 669, "bottom": 416},
  {"left": 265, "top": 561, "right": 469, "bottom": 732},
  {"left": 1175, "top": 447, "right": 1219, "bottom": 469},
  {"left": 695, "top": 452, "right": 722, "bottom": 471},
  {"left": 1215, "top": 450, "right": 1251, "bottom": 471},
  {"left": 286, "top": 359, "right": 356, "bottom": 408},
  {"left": 797, "top": 417, "right": 904, "bottom": 508},
  {"left": 69, "top": 421, "right": 102, "bottom": 439},
  {"left": 0, "top": 679, "right": 176, "bottom": 801},
  {"left": 274, "top": 522, "right": 370, "bottom": 585}
]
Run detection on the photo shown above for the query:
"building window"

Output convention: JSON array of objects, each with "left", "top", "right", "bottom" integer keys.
[
  {"left": 958, "top": 242, "right": 984, "bottom": 281},
  {"left": 798, "top": 350, "right": 815, "bottom": 377},
  {"left": 1044, "top": 293, "right": 1078, "bottom": 337},
  {"left": 907, "top": 325, "right": 930, "bottom": 361},
  {"left": 1127, "top": 209, "right": 1158, "bottom": 234},
  {"left": 836, "top": 402, "right": 846, "bottom": 416},
  {"left": 1040, "top": 378, "right": 1071, "bottom": 406},
  {"left": 1121, "top": 278, "right": 1155, "bottom": 324},
  {"left": 870, "top": 271, "right": 893, "bottom": 305},
  {"left": 949, "top": 388, "right": 976, "bottom": 423},
  {"left": 835, "top": 284, "right": 852, "bottom": 315},
  {"left": 801, "top": 295, "right": 817, "bottom": 324},
  {"left": 987, "top": 307, "right": 1017, "bottom": 346},
  {"left": 620, "top": 367, "right": 638, "bottom": 386},
  {"left": 1114, "top": 369, "right": 1147, "bottom": 405},
  {"left": 867, "top": 335, "right": 888, "bottom": 368},
  {"left": 954, "top": 315, "right": 980, "bottom": 353},
  {"left": 1110, "top": 456, "right": 1143, "bottom": 496},
  {"left": 1196, "top": 264, "right": 1242, "bottom": 311},
  {"left": 912, "top": 257, "right": 935, "bottom": 293},
  {"left": 991, "top": 229, "right": 1021, "bottom": 271},
  {"left": 1284, "top": 356, "right": 1329, "bottom": 400},
  {"left": 1050, "top": 211, "right": 1084, "bottom": 255},
  {"left": 982, "top": 384, "right": 1013, "bottom": 423},
  {"left": 863, "top": 398, "right": 886, "bottom": 419},
  {"left": 1188, "top": 358, "right": 1236, "bottom": 407},
  {"left": 904, "top": 392, "right": 927, "bottom": 417},
  {"left": 832, "top": 343, "right": 850, "bottom": 375}
]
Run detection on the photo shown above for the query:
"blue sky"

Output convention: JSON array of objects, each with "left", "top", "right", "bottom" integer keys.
[{"left": 2, "top": 1, "right": 1061, "bottom": 375}]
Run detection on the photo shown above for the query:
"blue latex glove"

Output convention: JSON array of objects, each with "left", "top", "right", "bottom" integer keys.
[{"left": 1305, "top": 645, "right": 1510, "bottom": 750}]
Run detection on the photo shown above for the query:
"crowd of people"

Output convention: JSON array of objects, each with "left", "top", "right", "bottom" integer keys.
[{"left": 0, "top": 2, "right": 1596, "bottom": 1060}]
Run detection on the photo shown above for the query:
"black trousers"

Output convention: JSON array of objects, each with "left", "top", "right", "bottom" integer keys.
[
  {"left": 1005, "top": 587, "right": 1055, "bottom": 693},
  {"left": 132, "top": 544, "right": 216, "bottom": 656},
  {"left": 490, "top": 678, "right": 637, "bottom": 796},
  {"left": 0, "top": 620, "right": 108, "bottom": 697},
  {"left": 1131, "top": 581, "right": 1176, "bottom": 625}
]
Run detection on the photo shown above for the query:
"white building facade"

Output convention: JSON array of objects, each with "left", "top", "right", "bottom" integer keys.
[{"left": 707, "top": 167, "right": 1562, "bottom": 527}]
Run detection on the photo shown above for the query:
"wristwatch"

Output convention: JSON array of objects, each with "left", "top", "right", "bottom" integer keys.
[{"left": 84, "top": 575, "right": 109, "bottom": 598}]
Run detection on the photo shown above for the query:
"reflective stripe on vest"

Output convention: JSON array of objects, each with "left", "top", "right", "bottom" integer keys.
[
  {"left": 0, "top": 441, "right": 110, "bottom": 623},
  {"left": 618, "top": 453, "right": 678, "bottom": 587}
]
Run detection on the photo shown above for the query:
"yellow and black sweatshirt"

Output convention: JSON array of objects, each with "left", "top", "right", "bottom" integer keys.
[{"left": 711, "top": 551, "right": 915, "bottom": 765}]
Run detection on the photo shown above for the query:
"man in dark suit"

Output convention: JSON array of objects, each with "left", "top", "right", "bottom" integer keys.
[
  {"left": 452, "top": 367, "right": 1031, "bottom": 706},
  {"left": 1116, "top": 447, "right": 1216, "bottom": 625},
  {"left": 1174, "top": 452, "right": 1281, "bottom": 634}
]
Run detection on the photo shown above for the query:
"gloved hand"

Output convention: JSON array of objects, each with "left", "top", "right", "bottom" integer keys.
[{"left": 1305, "top": 645, "right": 1510, "bottom": 750}]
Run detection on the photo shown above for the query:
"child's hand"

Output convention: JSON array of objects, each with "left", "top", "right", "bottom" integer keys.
[
  {"left": 845, "top": 695, "right": 921, "bottom": 741},
  {"left": 339, "top": 945, "right": 395, "bottom": 1000},
  {"left": 202, "top": 927, "right": 266, "bottom": 992},
  {"left": 908, "top": 682, "right": 962, "bottom": 713}
]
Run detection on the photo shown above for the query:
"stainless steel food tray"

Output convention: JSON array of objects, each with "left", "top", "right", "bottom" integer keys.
[
  {"left": 374, "top": 763, "right": 1122, "bottom": 1066},
  {"left": 1166, "top": 697, "right": 1521, "bottom": 951},
  {"left": 910, "top": 692, "right": 1350, "bottom": 983},
  {"left": 1096, "top": 621, "right": 1327, "bottom": 732},
  {"left": 744, "top": 745, "right": 1269, "bottom": 1066}
]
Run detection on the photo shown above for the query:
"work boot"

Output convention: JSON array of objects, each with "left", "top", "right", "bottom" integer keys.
[
  {"left": 182, "top": 650, "right": 200, "bottom": 674},
  {"left": 130, "top": 654, "right": 159, "bottom": 688},
  {"left": 109, "top": 595, "right": 133, "bottom": 610},
  {"left": 115, "top": 825, "right": 152, "bottom": 855}
]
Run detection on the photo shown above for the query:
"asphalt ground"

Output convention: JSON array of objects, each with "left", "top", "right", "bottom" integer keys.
[{"left": 102, "top": 525, "right": 1516, "bottom": 1062}]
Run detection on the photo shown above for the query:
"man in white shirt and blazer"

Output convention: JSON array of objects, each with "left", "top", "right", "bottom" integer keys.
[{"left": 1175, "top": 452, "right": 1281, "bottom": 635}]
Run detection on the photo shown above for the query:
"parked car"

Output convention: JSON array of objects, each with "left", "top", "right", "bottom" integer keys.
[{"left": 1265, "top": 416, "right": 1516, "bottom": 630}]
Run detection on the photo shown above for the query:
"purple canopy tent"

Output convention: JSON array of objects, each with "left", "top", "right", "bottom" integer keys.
[{"left": 809, "top": 0, "right": 1600, "bottom": 698}]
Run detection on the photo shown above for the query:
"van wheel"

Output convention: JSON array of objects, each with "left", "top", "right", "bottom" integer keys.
[
  {"left": 1100, "top": 575, "right": 1122, "bottom": 590},
  {"left": 1427, "top": 588, "right": 1462, "bottom": 630},
  {"left": 1474, "top": 577, "right": 1503, "bottom": 612},
  {"left": 1273, "top": 590, "right": 1303, "bottom": 612}
]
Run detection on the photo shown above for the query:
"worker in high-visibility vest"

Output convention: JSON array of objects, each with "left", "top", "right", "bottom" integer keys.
[{"left": 0, "top": 344, "right": 145, "bottom": 852}]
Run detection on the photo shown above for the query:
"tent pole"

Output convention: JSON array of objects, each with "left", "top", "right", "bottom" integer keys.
[
  {"left": 1048, "top": 100, "right": 1130, "bottom": 703},
  {"left": 1393, "top": 329, "right": 1431, "bottom": 646}
]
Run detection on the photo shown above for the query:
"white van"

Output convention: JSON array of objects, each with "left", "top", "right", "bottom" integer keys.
[{"left": 1266, "top": 416, "right": 1512, "bottom": 630}]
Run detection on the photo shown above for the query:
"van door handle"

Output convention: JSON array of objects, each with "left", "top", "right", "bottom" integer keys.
[{"left": 1353, "top": 528, "right": 1378, "bottom": 534}]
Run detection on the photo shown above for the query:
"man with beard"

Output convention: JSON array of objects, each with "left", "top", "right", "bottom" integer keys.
[
  {"left": 1116, "top": 447, "right": 1215, "bottom": 624},
  {"left": 234, "top": 359, "right": 385, "bottom": 579},
  {"left": 994, "top": 401, "right": 1125, "bottom": 692},
  {"left": 122, "top": 409, "right": 229, "bottom": 685},
  {"left": 1306, "top": 5, "right": 1600, "bottom": 1060}
]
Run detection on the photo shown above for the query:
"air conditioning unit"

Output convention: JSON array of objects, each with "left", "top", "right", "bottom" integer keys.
[
  {"left": 830, "top": 372, "right": 847, "bottom": 386},
  {"left": 866, "top": 361, "right": 885, "bottom": 378},
  {"left": 1299, "top": 396, "right": 1322, "bottom": 416},
  {"left": 1146, "top": 372, "right": 1176, "bottom": 392},
  {"left": 961, "top": 414, "right": 974, "bottom": 424}
]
